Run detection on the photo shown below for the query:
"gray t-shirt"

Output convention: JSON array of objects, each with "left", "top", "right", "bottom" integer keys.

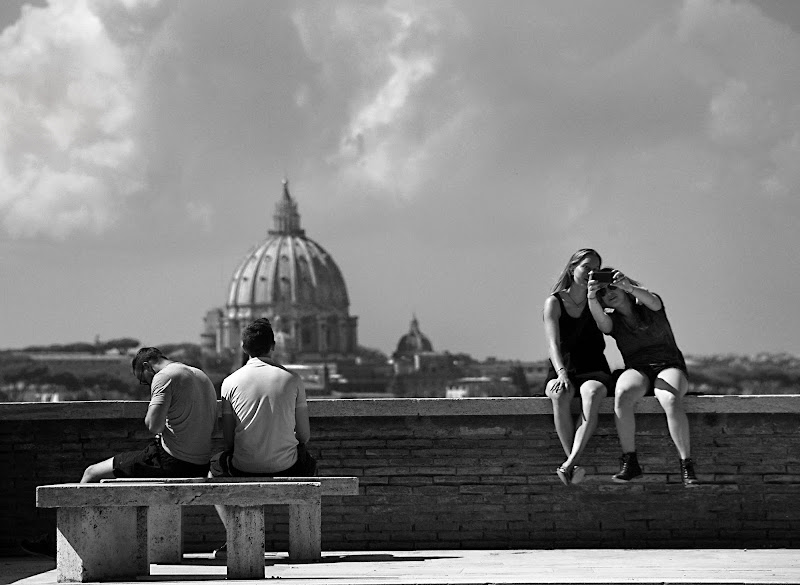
[
  {"left": 222, "top": 357, "right": 307, "bottom": 474},
  {"left": 149, "top": 362, "right": 218, "bottom": 465}
]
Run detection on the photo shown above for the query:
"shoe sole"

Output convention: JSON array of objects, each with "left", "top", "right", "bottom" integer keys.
[
  {"left": 611, "top": 474, "right": 642, "bottom": 483},
  {"left": 556, "top": 468, "right": 569, "bottom": 486},
  {"left": 571, "top": 466, "right": 586, "bottom": 485}
]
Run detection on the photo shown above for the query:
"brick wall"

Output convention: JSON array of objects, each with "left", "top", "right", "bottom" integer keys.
[{"left": 1, "top": 397, "right": 799, "bottom": 553}]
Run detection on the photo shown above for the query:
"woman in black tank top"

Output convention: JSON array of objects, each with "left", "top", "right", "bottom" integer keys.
[{"left": 543, "top": 249, "right": 611, "bottom": 486}]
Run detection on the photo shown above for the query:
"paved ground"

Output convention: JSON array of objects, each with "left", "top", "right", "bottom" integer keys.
[{"left": 4, "top": 549, "right": 800, "bottom": 585}]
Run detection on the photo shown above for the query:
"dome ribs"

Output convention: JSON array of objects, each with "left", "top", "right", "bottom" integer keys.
[
  {"left": 250, "top": 239, "right": 273, "bottom": 310},
  {"left": 216, "top": 180, "right": 357, "bottom": 360},
  {"left": 286, "top": 236, "right": 298, "bottom": 305}
]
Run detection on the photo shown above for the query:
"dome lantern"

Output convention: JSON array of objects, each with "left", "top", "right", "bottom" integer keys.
[{"left": 269, "top": 179, "right": 305, "bottom": 236}]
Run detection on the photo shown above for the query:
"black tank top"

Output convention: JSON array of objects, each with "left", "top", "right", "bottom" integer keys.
[{"left": 553, "top": 293, "right": 610, "bottom": 375}]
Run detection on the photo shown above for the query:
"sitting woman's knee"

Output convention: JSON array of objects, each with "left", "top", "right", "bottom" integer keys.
[
  {"left": 615, "top": 382, "right": 645, "bottom": 409},
  {"left": 580, "top": 381, "right": 607, "bottom": 402},
  {"left": 654, "top": 387, "right": 683, "bottom": 413},
  {"left": 546, "top": 382, "right": 573, "bottom": 404}
]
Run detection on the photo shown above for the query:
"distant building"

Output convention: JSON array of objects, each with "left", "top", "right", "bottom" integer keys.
[
  {"left": 388, "top": 316, "right": 466, "bottom": 397},
  {"left": 202, "top": 180, "right": 358, "bottom": 364},
  {"left": 201, "top": 180, "right": 392, "bottom": 397}
]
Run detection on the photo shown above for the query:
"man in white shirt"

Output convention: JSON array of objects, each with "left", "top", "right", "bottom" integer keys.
[
  {"left": 209, "top": 319, "right": 314, "bottom": 557},
  {"left": 210, "top": 317, "right": 314, "bottom": 478}
]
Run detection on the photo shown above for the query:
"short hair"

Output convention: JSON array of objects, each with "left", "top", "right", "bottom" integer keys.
[
  {"left": 242, "top": 318, "right": 275, "bottom": 356},
  {"left": 131, "top": 347, "right": 165, "bottom": 373}
]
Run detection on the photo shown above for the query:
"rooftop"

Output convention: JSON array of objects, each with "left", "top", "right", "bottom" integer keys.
[{"left": 6, "top": 548, "right": 800, "bottom": 584}]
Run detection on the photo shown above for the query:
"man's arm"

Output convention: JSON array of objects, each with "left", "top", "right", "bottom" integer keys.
[
  {"left": 221, "top": 411, "right": 236, "bottom": 451},
  {"left": 144, "top": 402, "right": 168, "bottom": 435},
  {"left": 295, "top": 405, "right": 311, "bottom": 444}
]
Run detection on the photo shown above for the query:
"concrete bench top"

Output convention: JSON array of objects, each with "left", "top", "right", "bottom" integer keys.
[
  {"left": 101, "top": 476, "right": 359, "bottom": 495},
  {"left": 37, "top": 481, "right": 321, "bottom": 508}
]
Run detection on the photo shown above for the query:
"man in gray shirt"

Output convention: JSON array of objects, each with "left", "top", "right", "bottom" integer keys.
[{"left": 80, "top": 347, "right": 218, "bottom": 482}]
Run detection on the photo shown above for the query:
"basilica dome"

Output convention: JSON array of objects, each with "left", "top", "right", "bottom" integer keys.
[
  {"left": 202, "top": 180, "right": 358, "bottom": 362},
  {"left": 227, "top": 181, "right": 349, "bottom": 313}
]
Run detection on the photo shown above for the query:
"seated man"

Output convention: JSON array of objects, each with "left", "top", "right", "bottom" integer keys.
[
  {"left": 81, "top": 347, "right": 218, "bottom": 482},
  {"left": 211, "top": 318, "right": 313, "bottom": 479},
  {"left": 22, "top": 347, "right": 219, "bottom": 557},
  {"left": 210, "top": 318, "right": 314, "bottom": 557}
]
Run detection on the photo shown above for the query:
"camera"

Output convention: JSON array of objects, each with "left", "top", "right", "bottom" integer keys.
[{"left": 589, "top": 269, "right": 614, "bottom": 284}]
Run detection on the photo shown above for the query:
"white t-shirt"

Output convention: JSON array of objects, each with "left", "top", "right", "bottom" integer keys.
[
  {"left": 149, "top": 362, "right": 218, "bottom": 465},
  {"left": 221, "top": 357, "right": 308, "bottom": 473}
]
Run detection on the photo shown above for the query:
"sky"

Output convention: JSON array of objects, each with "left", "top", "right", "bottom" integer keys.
[{"left": 1, "top": 0, "right": 799, "bottom": 364}]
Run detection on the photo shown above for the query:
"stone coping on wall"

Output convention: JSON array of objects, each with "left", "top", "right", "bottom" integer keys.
[{"left": 1, "top": 395, "right": 799, "bottom": 420}]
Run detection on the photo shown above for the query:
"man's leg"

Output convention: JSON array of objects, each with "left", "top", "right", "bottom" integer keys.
[{"left": 81, "top": 457, "right": 116, "bottom": 483}]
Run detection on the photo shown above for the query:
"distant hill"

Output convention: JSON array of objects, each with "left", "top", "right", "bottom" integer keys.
[
  {"left": 686, "top": 353, "right": 800, "bottom": 394},
  {"left": 1, "top": 341, "right": 799, "bottom": 401}
]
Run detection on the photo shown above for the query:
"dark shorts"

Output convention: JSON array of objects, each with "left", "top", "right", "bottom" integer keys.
[
  {"left": 542, "top": 370, "right": 612, "bottom": 395},
  {"left": 617, "top": 363, "right": 689, "bottom": 396},
  {"left": 113, "top": 438, "right": 210, "bottom": 478},
  {"left": 209, "top": 444, "right": 318, "bottom": 478}
]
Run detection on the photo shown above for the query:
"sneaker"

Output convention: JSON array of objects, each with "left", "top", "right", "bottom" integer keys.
[
  {"left": 556, "top": 465, "right": 586, "bottom": 486},
  {"left": 213, "top": 543, "right": 227, "bottom": 560},
  {"left": 680, "top": 458, "right": 699, "bottom": 487},
  {"left": 20, "top": 534, "right": 56, "bottom": 559},
  {"left": 612, "top": 452, "right": 642, "bottom": 483}
]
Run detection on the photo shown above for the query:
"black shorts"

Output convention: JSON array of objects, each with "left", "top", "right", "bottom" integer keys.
[
  {"left": 619, "top": 363, "right": 688, "bottom": 396},
  {"left": 113, "top": 438, "right": 210, "bottom": 478},
  {"left": 542, "top": 369, "right": 612, "bottom": 395},
  {"left": 209, "top": 445, "right": 317, "bottom": 478}
]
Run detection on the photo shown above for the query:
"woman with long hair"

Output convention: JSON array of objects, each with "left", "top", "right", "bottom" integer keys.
[
  {"left": 543, "top": 248, "right": 611, "bottom": 485},
  {"left": 587, "top": 269, "right": 698, "bottom": 486}
]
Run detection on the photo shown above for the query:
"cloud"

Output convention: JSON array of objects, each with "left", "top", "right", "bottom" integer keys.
[
  {"left": 0, "top": 0, "right": 168, "bottom": 239},
  {"left": 293, "top": 1, "right": 469, "bottom": 198},
  {"left": 678, "top": 0, "right": 800, "bottom": 198}
]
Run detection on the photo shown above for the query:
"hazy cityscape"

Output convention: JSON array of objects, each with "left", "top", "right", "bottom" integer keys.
[{"left": 4, "top": 181, "right": 799, "bottom": 403}]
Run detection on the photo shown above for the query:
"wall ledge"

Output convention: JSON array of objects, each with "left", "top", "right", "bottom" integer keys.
[{"left": 1, "top": 394, "right": 799, "bottom": 420}]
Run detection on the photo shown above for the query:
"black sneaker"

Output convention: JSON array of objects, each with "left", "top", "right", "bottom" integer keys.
[
  {"left": 612, "top": 452, "right": 642, "bottom": 483},
  {"left": 681, "top": 458, "right": 699, "bottom": 487},
  {"left": 20, "top": 534, "right": 56, "bottom": 559}
]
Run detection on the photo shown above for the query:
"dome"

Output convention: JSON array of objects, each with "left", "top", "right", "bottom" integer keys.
[
  {"left": 209, "top": 180, "right": 357, "bottom": 362},
  {"left": 394, "top": 315, "right": 433, "bottom": 357},
  {"left": 227, "top": 180, "right": 350, "bottom": 314}
]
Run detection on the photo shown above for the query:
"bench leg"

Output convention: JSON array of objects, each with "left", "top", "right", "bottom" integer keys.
[
  {"left": 148, "top": 505, "right": 183, "bottom": 564},
  {"left": 56, "top": 506, "right": 148, "bottom": 582},
  {"left": 288, "top": 500, "right": 321, "bottom": 561},
  {"left": 225, "top": 505, "right": 265, "bottom": 579}
]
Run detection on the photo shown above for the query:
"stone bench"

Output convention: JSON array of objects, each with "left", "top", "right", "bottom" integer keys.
[
  {"left": 101, "top": 476, "right": 360, "bottom": 566},
  {"left": 36, "top": 481, "right": 324, "bottom": 581}
]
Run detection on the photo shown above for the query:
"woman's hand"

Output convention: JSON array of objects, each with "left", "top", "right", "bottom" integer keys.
[
  {"left": 587, "top": 279, "right": 603, "bottom": 300},
  {"left": 612, "top": 270, "right": 635, "bottom": 294},
  {"left": 551, "top": 369, "right": 572, "bottom": 394}
]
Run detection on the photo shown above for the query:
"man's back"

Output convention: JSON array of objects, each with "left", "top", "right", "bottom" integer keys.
[
  {"left": 222, "top": 357, "right": 306, "bottom": 473},
  {"left": 151, "top": 362, "right": 218, "bottom": 465}
]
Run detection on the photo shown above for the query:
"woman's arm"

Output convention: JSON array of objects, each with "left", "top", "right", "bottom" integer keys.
[
  {"left": 614, "top": 272, "right": 662, "bottom": 311},
  {"left": 588, "top": 280, "right": 613, "bottom": 333},
  {"left": 543, "top": 295, "right": 571, "bottom": 392}
]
